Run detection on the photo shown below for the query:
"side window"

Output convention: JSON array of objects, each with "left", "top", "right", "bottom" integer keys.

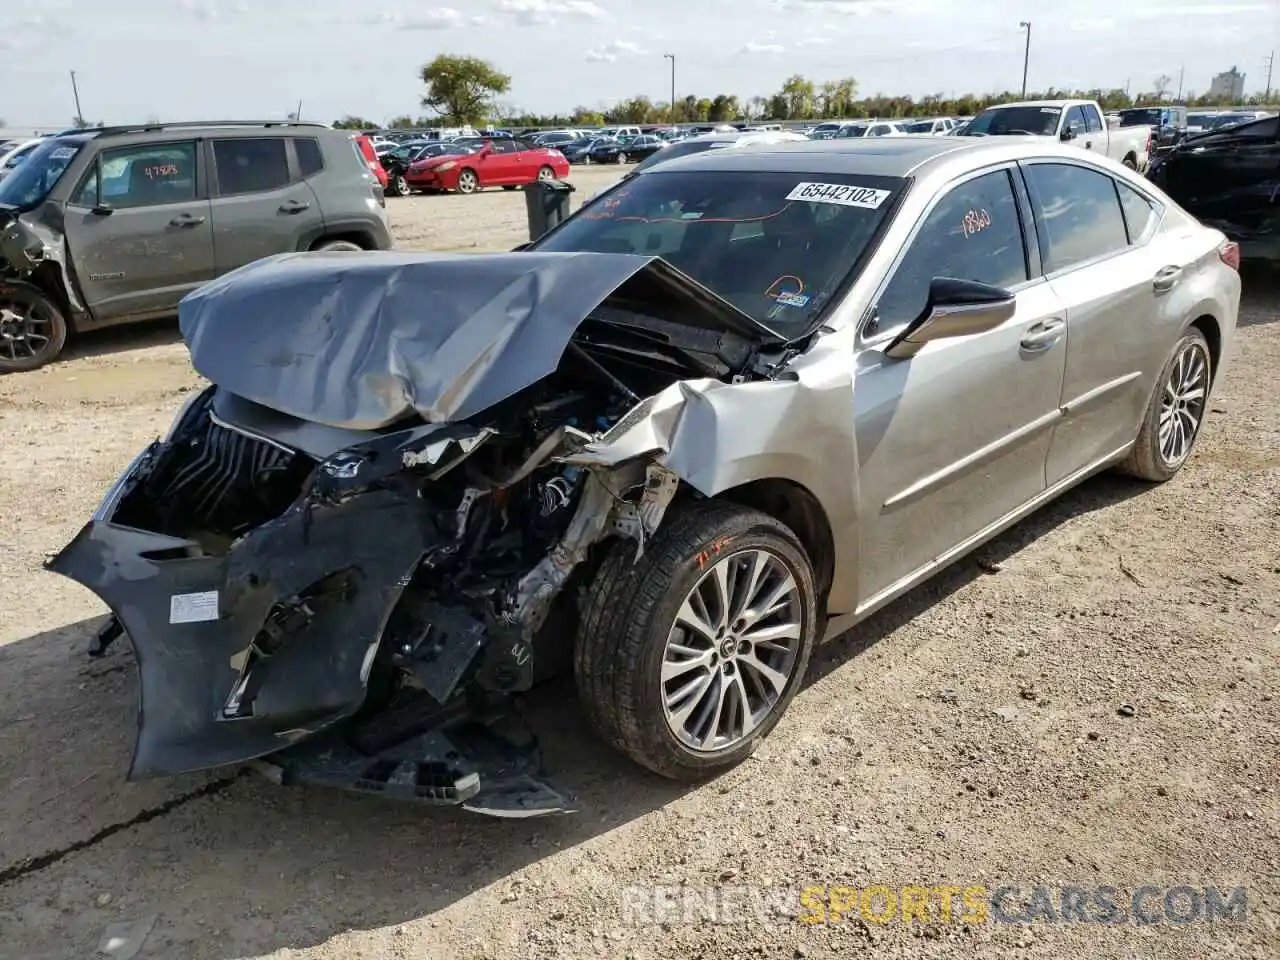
[
  {"left": 1085, "top": 106, "right": 1104, "bottom": 133},
  {"left": 79, "top": 142, "right": 197, "bottom": 209},
  {"left": 874, "top": 169, "right": 1029, "bottom": 330},
  {"left": 488, "top": 140, "right": 515, "bottom": 154},
  {"left": 1116, "top": 181, "right": 1158, "bottom": 244},
  {"left": 294, "top": 138, "right": 323, "bottom": 178},
  {"left": 1229, "top": 117, "right": 1278, "bottom": 140},
  {"left": 1065, "top": 106, "right": 1089, "bottom": 135},
  {"left": 212, "top": 138, "right": 290, "bottom": 196},
  {"left": 1025, "top": 163, "right": 1129, "bottom": 272}
]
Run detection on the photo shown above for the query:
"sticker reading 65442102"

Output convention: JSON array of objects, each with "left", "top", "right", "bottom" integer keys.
[{"left": 786, "top": 182, "right": 890, "bottom": 209}]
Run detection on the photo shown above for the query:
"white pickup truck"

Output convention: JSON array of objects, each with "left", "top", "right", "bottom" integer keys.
[{"left": 957, "top": 99, "right": 1152, "bottom": 172}]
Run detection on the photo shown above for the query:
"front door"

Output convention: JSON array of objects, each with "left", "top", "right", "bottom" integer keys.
[
  {"left": 476, "top": 141, "right": 519, "bottom": 186},
  {"left": 1022, "top": 161, "right": 1170, "bottom": 484},
  {"left": 62, "top": 139, "right": 215, "bottom": 323},
  {"left": 207, "top": 137, "right": 323, "bottom": 275},
  {"left": 853, "top": 166, "right": 1067, "bottom": 605}
]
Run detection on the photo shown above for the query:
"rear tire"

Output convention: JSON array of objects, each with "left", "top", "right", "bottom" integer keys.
[
  {"left": 575, "top": 501, "right": 818, "bottom": 781},
  {"left": 1116, "top": 329, "right": 1212, "bottom": 482},
  {"left": 1122, "top": 155, "right": 1137, "bottom": 170},
  {"left": 0, "top": 281, "right": 68, "bottom": 374},
  {"left": 536, "top": 165, "right": 555, "bottom": 181},
  {"left": 312, "top": 239, "right": 363, "bottom": 252}
]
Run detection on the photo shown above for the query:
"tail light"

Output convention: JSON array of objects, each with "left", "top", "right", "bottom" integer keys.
[{"left": 1219, "top": 240, "right": 1240, "bottom": 271}]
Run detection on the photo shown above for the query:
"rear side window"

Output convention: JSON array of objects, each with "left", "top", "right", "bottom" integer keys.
[
  {"left": 213, "top": 138, "right": 290, "bottom": 196},
  {"left": 294, "top": 138, "right": 323, "bottom": 178},
  {"left": 1116, "top": 181, "right": 1158, "bottom": 244},
  {"left": 876, "top": 169, "right": 1029, "bottom": 329},
  {"left": 1025, "top": 163, "right": 1129, "bottom": 273}
]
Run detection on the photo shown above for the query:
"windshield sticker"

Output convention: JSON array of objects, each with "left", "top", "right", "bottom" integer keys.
[
  {"left": 785, "top": 182, "right": 890, "bottom": 209},
  {"left": 708, "top": 142, "right": 732, "bottom": 149},
  {"left": 1040, "top": 107, "right": 1061, "bottom": 114},
  {"left": 961, "top": 208, "right": 992, "bottom": 238},
  {"left": 765, "top": 275, "right": 809, "bottom": 308},
  {"left": 49, "top": 147, "right": 77, "bottom": 160},
  {"left": 680, "top": 211, "right": 704, "bottom": 219},
  {"left": 145, "top": 163, "right": 181, "bottom": 180}
]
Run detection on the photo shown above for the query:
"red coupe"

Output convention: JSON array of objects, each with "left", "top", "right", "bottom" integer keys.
[{"left": 405, "top": 138, "right": 570, "bottom": 194}]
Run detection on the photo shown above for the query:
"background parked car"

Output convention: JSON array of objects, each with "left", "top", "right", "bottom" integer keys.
[
  {"left": 0, "top": 121, "right": 392, "bottom": 372},
  {"left": 405, "top": 138, "right": 569, "bottom": 194},
  {"left": 557, "top": 138, "right": 600, "bottom": 164},
  {"left": 587, "top": 134, "right": 665, "bottom": 164},
  {"left": 0, "top": 138, "right": 46, "bottom": 182},
  {"left": 379, "top": 141, "right": 476, "bottom": 196},
  {"left": 1149, "top": 113, "right": 1279, "bottom": 264},
  {"left": 352, "top": 134, "right": 388, "bottom": 190}
]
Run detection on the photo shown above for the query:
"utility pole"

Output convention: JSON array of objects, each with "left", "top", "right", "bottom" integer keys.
[
  {"left": 69, "top": 70, "right": 84, "bottom": 126},
  {"left": 1125, "top": 77, "right": 1131, "bottom": 99},
  {"left": 664, "top": 54, "right": 676, "bottom": 121},
  {"left": 1264, "top": 51, "right": 1275, "bottom": 102},
  {"left": 295, "top": 100, "right": 303, "bottom": 121},
  {"left": 1018, "top": 22, "right": 1031, "bottom": 98},
  {"left": 1176, "top": 65, "right": 1185, "bottom": 102}
]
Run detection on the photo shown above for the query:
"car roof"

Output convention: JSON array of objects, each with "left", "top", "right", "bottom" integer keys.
[{"left": 638, "top": 136, "right": 1087, "bottom": 180}]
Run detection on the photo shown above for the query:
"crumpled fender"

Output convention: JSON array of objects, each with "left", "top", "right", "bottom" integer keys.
[{"left": 557, "top": 324, "right": 861, "bottom": 613}]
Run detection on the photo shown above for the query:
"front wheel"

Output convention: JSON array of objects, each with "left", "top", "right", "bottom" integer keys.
[
  {"left": 455, "top": 169, "right": 479, "bottom": 194},
  {"left": 312, "top": 239, "right": 363, "bottom": 252},
  {"left": 387, "top": 173, "right": 409, "bottom": 197},
  {"left": 1117, "top": 329, "right": 1212, "bottom": 482},
  {"left": 575, "top": 501, "right": 818, "bottom": 781},
  {"left": 1122, "top": 155, "right": 1137, "bottom": 170},
  {"left": 0, "top": 281, "right": 69, "bottom": 374}
]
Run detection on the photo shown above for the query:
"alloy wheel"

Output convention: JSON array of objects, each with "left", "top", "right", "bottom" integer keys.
[
  {"left": 661, "top": 548, "right": 804, "bottom": 753},
  {"left": 0, "top": 298, "right": 55, "bottom": 365},
  {"left": 537, "top": 166, "right": 554, "bottom": 181},
  {"left": 1158, "top": 340, "right": 1209, "bottom": 466}
]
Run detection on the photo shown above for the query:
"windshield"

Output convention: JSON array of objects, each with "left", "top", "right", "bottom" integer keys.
[
  {"left": 905, "top": 121, "right": 935, "bottom": 133},
  {"left": 1187, "top": 114, "right": 1213, "bottom": 126},
  {"left": 1119, "top": 108, "right": 1162, "bottom": 127},
  {"left": 838, "top": 125, "right": 868, "bottom": 138},
  {"left": 532, "top": 169, "right": 905, "bottom": 335},
  {"left": 0, "top": 138, "right": 82, "bottom": 210},
  {"left": 961, "top": 105, "right": 1061, "bottom": 136}
]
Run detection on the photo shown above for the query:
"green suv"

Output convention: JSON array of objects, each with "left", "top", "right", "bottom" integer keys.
[{"left": 0, "top": 121, "right": 393, "bottom": 372}]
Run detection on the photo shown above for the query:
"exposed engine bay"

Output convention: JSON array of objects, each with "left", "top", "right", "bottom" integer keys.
[{"left": 48, "top": 250, "right": 800, "bottom": 817}]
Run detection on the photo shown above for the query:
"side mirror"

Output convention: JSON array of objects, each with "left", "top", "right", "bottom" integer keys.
[
  {"left": 91, "top": 204, "right": 114, "bottom": 216},
  {"left": 884, "top": 277, "right": 1016, "bottom": 360},
  {"left": 1060, "top": 126, "right": 1077, "bottom": 142}
]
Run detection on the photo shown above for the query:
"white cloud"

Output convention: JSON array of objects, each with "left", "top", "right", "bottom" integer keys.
[
  {"left": 494, "top": 0, "right": 607, "bottom": 26},
  {"left": 739, "top": 40, "right": 785, "bottom": 54},
  {"left": 400, "top": 7, "right": 465, "bottom": 29},
  {"left": 584, "top": 38, "right": 645, "bottom": 61}
]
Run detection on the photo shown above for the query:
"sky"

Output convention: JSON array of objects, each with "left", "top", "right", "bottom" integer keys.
[{"left": 0, "top": 0, "right": 1276, "bottom": 129}]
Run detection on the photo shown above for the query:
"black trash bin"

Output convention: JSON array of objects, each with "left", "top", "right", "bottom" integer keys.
[{"left": 523, "top": 178, "right": 576, "bottom": 242}]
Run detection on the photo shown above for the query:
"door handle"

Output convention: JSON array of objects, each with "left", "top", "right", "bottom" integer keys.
[
  {"left": 1152, "top": 265, "right": 1183, "bottom": 292},
  {"left": 1084, "top": 141, "right": 1093, "bottom": 149},
  {"left": 169, "top": 214, "right": 206, "bottom": 227},
  {"left": 1019, "top": 318, "right": 1066, "bottom": 352},
  {"left": 279, "top": 200, "right": 311, "bottom": 214}
]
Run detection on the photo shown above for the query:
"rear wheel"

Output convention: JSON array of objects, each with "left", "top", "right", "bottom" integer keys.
[
  {"left": 575, "top": 501, "right": 818, "bottom": 780},
  {"left": 618, "top": 152, "right": 629, "bottom": 164},
  {"left": 312, "top": 239, "right": 363, "bottom": 252},
  {"left": 456, "top": 169, "right": 479, "bottom": 194},
  {"left": 1117, "top": 329, "right": 1212, "bottom": 482},
  {"left": 536, "top": 165, "right": 555, "bottom": 181},
  {"left": 0, "top": 282, "right": 68, "bottom": 374}
]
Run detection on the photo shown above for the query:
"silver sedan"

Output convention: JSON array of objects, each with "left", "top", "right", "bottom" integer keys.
[{"left": 49, "top": 136, "right": 1240, "bottom": 808}]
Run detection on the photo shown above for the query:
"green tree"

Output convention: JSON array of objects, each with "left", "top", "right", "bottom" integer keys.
[
  {"left": 571, "top": 106, "right": 606, "bottom": 125},
  {"left": 333, "top": 115, "right": 377, "bottom": 130},
  {"left": 779, "top": 75, "right": 816, "bottom": 120},
  {"left": 387, "top": 115, "right": 421, "bottom": 128},
  {"left": 708, "top": 94, "right": 739, "bottom": 122},
  {"left": 420, "top": 54, "right": 511, "bottom": 125}
]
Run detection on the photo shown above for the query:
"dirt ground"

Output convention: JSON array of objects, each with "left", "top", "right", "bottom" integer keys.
[{"left": 0, "top": 163, "right": 1277, "bottom": 960}]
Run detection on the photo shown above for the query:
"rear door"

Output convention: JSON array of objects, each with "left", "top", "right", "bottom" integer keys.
[
  {"left": 62, "top": 139, "right": 214, "bottom": 322},
  {"left": 1024, "top": 160, "right": 1177, "bottom": 483},
  {"left": 207, "top": 136, "right": 324, "bottom": 275}
]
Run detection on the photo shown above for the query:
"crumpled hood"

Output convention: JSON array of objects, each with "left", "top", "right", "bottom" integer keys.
[{"left": 179, "top": 249, "right": 775, "bottom": 430}]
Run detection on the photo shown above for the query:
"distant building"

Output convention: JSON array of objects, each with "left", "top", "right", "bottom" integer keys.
[{"left": 1208, "top": 67, "right": 1246, "bottom": 101}]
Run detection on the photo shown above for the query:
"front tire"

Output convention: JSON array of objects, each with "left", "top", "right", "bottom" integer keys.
[
  {"left": 575, "top": 501, "right": 818, "bottom": 781},
  {"left": 0, "top": 282, "right": 68, "bottom": 374},
  {"left": 455, "top": 169, "right": 479, "bottom": 194},
  {"left": 387, "top": 173, "right": 409, "bottom": 197},
  {"left": 1122, "top": 155, "right": 1137, "bottom": 170},
  {"left": 1117, "top": 329, "right": 1212, "bottom": 481}
]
